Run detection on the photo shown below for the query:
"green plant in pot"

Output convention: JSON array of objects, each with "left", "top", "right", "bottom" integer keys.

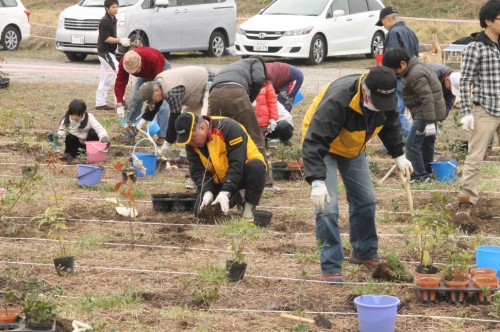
[
  {"left": 20, "top": 285, "right": 60, "bottom": 329},
  {"left": 442, "top": 248, "right": 473, "bottom": 303},
  {"left": 1, "top": 288, "right": 20, "bottom": 324},
  {"left": 223, "top": 218, "right": 261, "bottom": 282},
  {"left": 34, "top": 207, "right": 74, "bottom": 276}
]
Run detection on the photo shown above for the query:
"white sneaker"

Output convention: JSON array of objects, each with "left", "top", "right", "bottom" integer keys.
[{"left": 185, "top": 177, "right": 196, "bottom": 190}]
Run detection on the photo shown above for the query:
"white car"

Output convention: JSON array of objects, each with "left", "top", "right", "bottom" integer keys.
[
  {"left": 55, "top": 0, "right": 236, "bottom": 62},
  {"left": 235, "top": 0, "right": 386, "bottom": 65},
  {"left": 0, "top": 0, "right": 31, "bottom": 51}
]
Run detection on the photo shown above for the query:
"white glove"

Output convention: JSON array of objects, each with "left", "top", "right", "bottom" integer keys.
[
  {"left": 136, "top": 119, "right": 147, "bottom": 130},
  {"left": 116, "top": 105, "right": 125, "bottom": 118},
  {"left": 267, "top": 120, "right": 277, "bottom": 134},
  {"left": 119, "top": 38, "right": 131, "bottom": 47},
  {"left": 199, "top": 191, "right": 214, "bottom": 212},
  {"left": 460, "top": 114, "right": 474, "bottom": 132},
  {"left": 310, "top": 180, "right": 330, "bottom": 212},
  {"left": 158, "top": 141, "right": 171, "bottom": 154},
  {"left": 424, "top": 123, "right": 437, "bottom": 136},
  {"left": 212, "top": 191, "right": 230, "bottom": 214},
  {"left": 395, "top": 155, "right": 414, "bottom": 174}
]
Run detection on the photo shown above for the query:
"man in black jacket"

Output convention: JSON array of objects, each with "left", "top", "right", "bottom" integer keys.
[{"left": 302, "top": 66, "right": 412, "bottom": 283}]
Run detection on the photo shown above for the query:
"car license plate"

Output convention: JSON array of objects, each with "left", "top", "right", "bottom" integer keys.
[
  {"left": 254, "top": 43, "right": 268, "bottom": 51},
  {"left": 71, "top": 35, "right": 84, "bottom": 44}
]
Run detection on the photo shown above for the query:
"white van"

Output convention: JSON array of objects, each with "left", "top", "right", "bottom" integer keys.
[{"left": 55, "top": 0, "right": 236, "bottom": 61}]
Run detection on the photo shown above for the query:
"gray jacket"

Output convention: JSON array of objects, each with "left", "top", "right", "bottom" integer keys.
[{"left": 401, "top": 57, "right": 446, "bottom": 122}]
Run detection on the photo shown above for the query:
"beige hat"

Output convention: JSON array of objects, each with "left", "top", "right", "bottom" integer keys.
[{"left": 123, "top": 50, "right": 141, "bottom": 74}]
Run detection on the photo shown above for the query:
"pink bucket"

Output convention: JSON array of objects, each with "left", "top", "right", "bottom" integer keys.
[{"left": 85, "top": 141, "right": 108, "bottom": 163}]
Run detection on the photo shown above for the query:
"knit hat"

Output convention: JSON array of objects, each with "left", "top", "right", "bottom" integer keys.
[
  {"left": 364, "top": 66, "right": 397, "bottom": 112},
  {"left": 137, "top": 81, "right": 156, "bottom": 110},
  {"left": 123, "top": 50, "right": 141, "bottom": 74}
]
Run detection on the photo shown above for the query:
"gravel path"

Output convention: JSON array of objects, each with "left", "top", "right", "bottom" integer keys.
[{"left": 3, "top": 54, "right": 366, "bottom": 94}]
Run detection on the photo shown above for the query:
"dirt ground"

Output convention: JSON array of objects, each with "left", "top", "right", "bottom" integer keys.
[{"left": 1, "top": 51, "right": 500, "bottom": 332}]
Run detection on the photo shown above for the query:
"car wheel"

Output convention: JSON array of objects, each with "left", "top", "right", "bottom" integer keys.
[
  {"left": 65, "top": 52, "right": 87, "bottom": 62},
  {"left": 366, "top": 31, "right": 385, "bottom": 59},
  {"left": 307, "top": 34, "right": 326, "bottom": 65},
  {"left": 207, "top": 31, "right": 226, "bottom": 57},
  {"left": 1, "top": 26, "right": 21, "bottom": 51}
]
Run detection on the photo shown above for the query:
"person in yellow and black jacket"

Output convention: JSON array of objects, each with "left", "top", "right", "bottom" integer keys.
[
  {"left": 302, "top": 66, "right": 413, "bottom": 283},
  {"left": 175, "top": 112, "right": 267, "bottom": 221}
]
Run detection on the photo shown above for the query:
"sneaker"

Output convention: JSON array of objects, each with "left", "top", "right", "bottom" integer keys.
[
  {"left": 156, "top": 137, "right": 166, "bottom": 146},
  {"left": 410, "top": 176, "right": 432, "bottom": 185},
  {"left": 348, "top": 253, "right": 381, "bottom": 271},
  {"left": 95, "top": 105, "right": 114, "bottom": 111},
  {"left": 456, "top": 194, "right": 473, "bottom": 217},
  {"left": 323, "top": 272, "right": 344, "bottom": 283},
  {"left": 185, "top": 177, "right": 196, "bottom": 190}
]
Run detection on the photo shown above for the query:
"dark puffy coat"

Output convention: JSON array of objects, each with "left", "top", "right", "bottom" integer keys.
[
  {"left": 211, "top": 58, "right": 266, "bottom": 102},
  {"left": 400, "top": 57, "right": 446, "bottom": 122}
]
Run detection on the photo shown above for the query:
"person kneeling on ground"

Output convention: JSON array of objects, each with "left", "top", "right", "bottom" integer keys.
[
  {"left": 175, "top": 112, "right": 266, "bottom": 221},
  {"left": 53, "top": 99, "right": 110, "bottom": 163}
]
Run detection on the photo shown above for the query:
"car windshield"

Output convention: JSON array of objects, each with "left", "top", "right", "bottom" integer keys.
[
  {"left": 262, "top": 0, "right": 329, "bottom": 16},
  {"left": 80, "top": 0, "right": 139, "bottom": 7}
]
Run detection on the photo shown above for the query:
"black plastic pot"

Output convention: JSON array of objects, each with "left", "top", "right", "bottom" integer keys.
[
  {"left": 171, "top": 193, "right": 191, "bottom": 212},
  {"left": 0, "top": 78, "right": 10, "bottom": 89},
  {"left": 416, "top": 264, "right": 440, "bottom": 275},
  {"left": 226, "top": 260, "right": 247, "bottom": 282},
  {"left": 253, "top": 210, "right": 273, "bottom": 228},
  {"left": 53, "top": 256, "right": 74, "bottom": 276},
  {"left": 156, "top": 159, "right": 168, "bottom": 173},
  {"left": 24, "top": 319, "right": 56, "bottom": 331},
  {"left": 121, "top": 169, "right": 137, "bottom": 183},
  {"left": 151, "top": 194, "right": 171, "bottom": 212}
]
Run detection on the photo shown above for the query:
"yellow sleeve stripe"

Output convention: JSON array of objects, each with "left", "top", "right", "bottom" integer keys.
[{"left": 229, "top": 136, "right": 243, "bottom": 146}]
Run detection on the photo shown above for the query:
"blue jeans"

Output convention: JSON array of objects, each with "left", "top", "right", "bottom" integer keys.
[
  {"left": 127, "top": 62, "right": 171, "bottom": 138},
  {"left": 315, "top": 153, "right": 378, "bottom": 274},
  {"left": 406, "top": 119, "right": 436, "bottom": 180}
]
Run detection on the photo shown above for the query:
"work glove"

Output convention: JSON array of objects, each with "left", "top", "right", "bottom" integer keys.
[
  {"left": 100, "top": 136, "right": 111, "bottom": 148},
  {"left": 310, "top": 180, "right": 330, "bottom": 212},
  {"left": 395, "top": 155, "right": 413, "bottom": 174},
  {"left": 424, "top": 123, "right": 437, "bottom": 136},
  {"left": 136, "top": 118, "right": 147, "bottom": 130},
  {"left": 158, "top": 141, "right": 171, "bottom": 155},
  {"left": 460, "top": 114, "right": 474, "bottom": 132},
  {"left": 116, "top": 105, "right": 125, "bottom": 118},
  {"left": 199, "top": 191, "right": 214, "bottom": 212},
  {"left": 212, "top": 191, "right": 230, "bottom": 215},
  {"left": 119, "top": 38, "right": 131, "bottom": 47},
  {"left": 267, "top": 120, "right": 277, "bottom": 134}
]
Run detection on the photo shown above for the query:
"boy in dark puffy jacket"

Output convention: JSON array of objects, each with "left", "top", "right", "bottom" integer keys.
[{"left": 383, "top": 48, "right": 446, "bottom": 184}]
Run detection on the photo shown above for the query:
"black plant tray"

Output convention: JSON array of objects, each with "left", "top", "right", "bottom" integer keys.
[
  {"left": 271, "top": 167, "right": 304, "bottom": 181},
  {"left": 414, "top": 278, "right": 499, "bottom": 305},
  {"left": 0, "top": 320, "right": 55, "bottom": 331},
  {"left": 151, "top": 193, "right": 198, "bottom": 213}
]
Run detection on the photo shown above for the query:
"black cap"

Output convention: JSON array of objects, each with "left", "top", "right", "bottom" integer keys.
[
  {"left": 175, "top": 112, "right": 199, "bottom": 144},
  {"left": 364, "top": 66, "right": 397, "bottom": 112},
  {"left": 376, "top": 7, "right": 398, "bottom": 26}
]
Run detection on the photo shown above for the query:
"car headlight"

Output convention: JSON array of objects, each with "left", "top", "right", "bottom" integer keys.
[
  {"left": 236, "top": 27, "right": 245, "bottom": 35},
  {"left": 283, "top": 26, "right": 313, "bottom": 36}
]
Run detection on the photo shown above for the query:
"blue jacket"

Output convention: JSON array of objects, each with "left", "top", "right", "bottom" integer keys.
[{"left": 384, "top": 21, "right": 420, "bottom": 58}]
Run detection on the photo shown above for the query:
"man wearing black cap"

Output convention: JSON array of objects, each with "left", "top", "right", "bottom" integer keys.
[
  {"left": 175, "top": 112, "right": 266, "bottom": 221},
  {"left": 301, "top": 66, "right": 413, "bottom": 283}
]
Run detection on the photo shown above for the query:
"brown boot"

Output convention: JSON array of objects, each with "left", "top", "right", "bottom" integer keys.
[{"left": 456, "top": 194, "right": 473, "bottom": 217}]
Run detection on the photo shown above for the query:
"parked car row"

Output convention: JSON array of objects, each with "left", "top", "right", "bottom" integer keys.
[{"left": 3, "top": 0, "right": 387, "bottom": 66}]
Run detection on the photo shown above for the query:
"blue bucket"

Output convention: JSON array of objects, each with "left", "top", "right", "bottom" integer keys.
[
  {"left": 354, "top": 295, "right": 400, "bottom": 332},
  {"left": 476, "top": 246, "right": 500, "bottom": 278},
  {"left": 293, "top": 90, "right": 303, "bottom": 106},
  {"left": 134, "top": 152, "right": 156, "bottom": 177},
  {"left": 77, "top": 164, "right": 104, "bottom": 186},
  {"left": 431, "top": 159, "right": 458, "bottom": 182},
  {"left": 133, "top": 118, "right": 160, "bottom": 136}
]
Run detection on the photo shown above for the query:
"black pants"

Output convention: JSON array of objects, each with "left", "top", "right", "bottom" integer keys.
[
  {"left": 266, "top": 121, "right": 294, "bottom": 143},
  {"left": 194, "top": 158, "right": 266, "bottom": 216},
  {"left": 64, "top": 129, "right": 99, "bottom": 158}
]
